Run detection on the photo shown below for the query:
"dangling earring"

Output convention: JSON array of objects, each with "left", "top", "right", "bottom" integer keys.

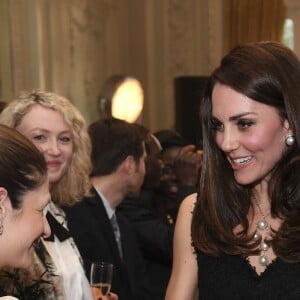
[{"left": 286, "top": 135, "right": 295, "bottom": 146}]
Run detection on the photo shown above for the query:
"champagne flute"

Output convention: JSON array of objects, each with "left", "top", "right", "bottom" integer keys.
[{"left": 90, "top": 262, "right": 114, "bottom": 297}]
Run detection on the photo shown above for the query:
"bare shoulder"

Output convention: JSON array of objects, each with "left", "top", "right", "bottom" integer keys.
[
  {"left": 175, "top": 193, "right": 197, "bottom": 238},
  {"left": 178, "top": 193, "right": 197, "bottom": 215},
  {"left": 166, "top": 192, "right": 199, "bottom": 299}
]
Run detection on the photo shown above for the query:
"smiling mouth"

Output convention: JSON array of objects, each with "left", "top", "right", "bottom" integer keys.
[{"left": 231, "top": 156, "right": 252, "bottom": 165}]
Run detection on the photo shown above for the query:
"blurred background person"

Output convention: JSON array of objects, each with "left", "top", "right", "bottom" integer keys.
[
  {"left": 0, "top": 124, "right": 50, "bottom": 298},
  {"left": 154, "top": 129, "right": 202, "bottom": 223},
  {"left": 64, "top": 118, "right": 150, "bottom": 300},
  {"left": 118, "top": 126, "right": 173, "bottom": 300}
]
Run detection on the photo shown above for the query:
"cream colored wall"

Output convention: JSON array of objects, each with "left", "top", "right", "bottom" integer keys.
[
  {"left": 0, "top": 0, "right": 223, "bottom": 131},
  {"left": 286, "top": 0, "right": 300, "bottom": 54}
]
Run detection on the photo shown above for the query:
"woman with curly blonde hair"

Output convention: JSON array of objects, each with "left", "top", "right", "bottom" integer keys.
[
  {"left": 0, "top": 90, "right": 91, "bottom": 206},
  {"left": 0, "top": 91, "right": 117, "bottom": 300}
]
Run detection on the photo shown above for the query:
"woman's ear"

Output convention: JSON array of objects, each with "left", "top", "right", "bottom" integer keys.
[
  {"left": 283, "top": 119, "right": 292, "bottom": 133},
  {"left": 0, "top": 188, "right": 14, "bottom": 236},
  {"left": 0, "top": 188, "right": 8, "bottom": 235},
  {"left": 0, "top": 187, "right": 13, "bottom": 218}
]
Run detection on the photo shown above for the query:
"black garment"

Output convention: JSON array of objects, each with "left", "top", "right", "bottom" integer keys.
[
  {"left": 197, "top": 252, "right": 300, "bottom": 300},
  {"left": 117, "top": 189, "right": 175, "bottom": 300},
  {"left": 118, "top": 191, "right": 174, "bottom": 263},
  {"left": 63, "top": 188, "right": 151, "bottom": 300},
  {"left": 118, "top": 186, "right": 196, "bottom": 299},
  {"left": 44, "top": 211, "right": 71, "bottom": 241},
  {"left": 152, "top": 185, "right": 197, "bottom": 224},
  {"left": 118, "top": 201, "right": 172, "bottom": 300}
]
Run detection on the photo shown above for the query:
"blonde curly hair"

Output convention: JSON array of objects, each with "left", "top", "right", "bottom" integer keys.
[{"left": 0, "top": 90, "right": 92, "bottom": 206}]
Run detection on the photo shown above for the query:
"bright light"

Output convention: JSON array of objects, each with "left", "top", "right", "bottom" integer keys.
[{"left": 111, "top": 77, "right": 144, "bottom": 123}]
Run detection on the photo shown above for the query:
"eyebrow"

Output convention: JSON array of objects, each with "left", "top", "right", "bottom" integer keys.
[
  {"left": 30, "top": 128, "right": 72, "bottom": 135},
  {"left": 228, "top": 112, "right": 257, "bottom": 121}
]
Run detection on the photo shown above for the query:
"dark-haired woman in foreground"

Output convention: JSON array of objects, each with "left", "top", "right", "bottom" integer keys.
[{"left": 0, "top": 124, "right": 50, "bottom": 299}]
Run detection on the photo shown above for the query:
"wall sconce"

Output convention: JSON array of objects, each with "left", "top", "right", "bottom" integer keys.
[{"left": 98, "top": 74, "right": 144, "bottom": 123}]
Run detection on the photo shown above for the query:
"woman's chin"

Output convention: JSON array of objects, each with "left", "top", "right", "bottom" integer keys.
[{"left": 19, "top": 247, "right": 36, "bottom": 269}]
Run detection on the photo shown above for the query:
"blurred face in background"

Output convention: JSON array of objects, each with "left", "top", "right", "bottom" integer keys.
[
  {"left": 143, "top": 135, "right": 164, "bottom": 190},
  {"left": 160, "top": 146, "right": 182, "bottom": 198},
  {"left": 16, "top": 104, "right": 74, "bottom": 184}
]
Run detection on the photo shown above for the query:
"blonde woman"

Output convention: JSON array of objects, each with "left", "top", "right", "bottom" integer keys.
[{"left": 0, "top": 91, "right": 117, "bottom": 300}]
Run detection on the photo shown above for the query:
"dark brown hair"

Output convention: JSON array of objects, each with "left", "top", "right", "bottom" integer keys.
[
  {"left": 0, "top": 124, "right": 47, "bottom": 209},
  {"left": 89, "top": 118, "right": 144, "bottom": 176},
  {"left": 192, "top": 41, "right": 300, "bottom": 262}
]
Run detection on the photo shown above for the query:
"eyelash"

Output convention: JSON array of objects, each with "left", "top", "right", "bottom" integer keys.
[
  {"left": 237, "top": 119, "right": 255, "bottom": 129},
  {"left": 59, "top": 136, "right": 71, "bottom": 143},
  {"left": 32, "top": 135, "right": 71, "bottom": 143},
  {"left": 33, "top": 135, "right": 45, "bottom": 141},
  {"left": 211, "top": 120, "right": 223, "bottom": 131},
  {"left": 211, "top": 119, "right": 255, "bottom": 131}
]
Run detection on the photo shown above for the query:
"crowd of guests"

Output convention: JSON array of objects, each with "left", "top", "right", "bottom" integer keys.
[
  {"left": 0, "top": 90, "right": 201, "bottom": 299},
  {"left": 2, "top": 40, "right": 300, "bottom": 300}
]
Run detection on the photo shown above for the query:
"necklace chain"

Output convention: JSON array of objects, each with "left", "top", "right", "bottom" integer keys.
[{"left": 254, "top": 199, "right": 270, "bottom": 266}]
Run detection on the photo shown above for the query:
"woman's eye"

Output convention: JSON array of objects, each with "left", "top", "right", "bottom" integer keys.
[
  {"left": 33, "top": 135, "right": 45, "bottom": 141},
  {"left": 59, "top": 136, "right": 71, "bottom": 143},
  {"left": 238, "top": 120, "right": 254, "bottom": 129},
  {"left": 211, "top": 119, "right": 223, "bottom": 131}
]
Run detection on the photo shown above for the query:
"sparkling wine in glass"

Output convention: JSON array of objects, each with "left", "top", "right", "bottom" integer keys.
[{"left": 90, "top": 262, "right": 114, "bottom": 297}]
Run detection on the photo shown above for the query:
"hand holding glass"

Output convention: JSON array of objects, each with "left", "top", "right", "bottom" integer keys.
[{"left": 90, "top": 262, "right": 114, "bottom": 297}]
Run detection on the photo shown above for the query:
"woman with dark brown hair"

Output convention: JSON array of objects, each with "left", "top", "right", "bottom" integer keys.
[
  {"left": 166, "top": 41, "right": 300, "bottom": 299},
  {"left": 0, "top": 124, "right": 50, "bottom": 299}
]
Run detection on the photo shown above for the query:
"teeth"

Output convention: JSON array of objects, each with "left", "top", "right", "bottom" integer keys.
[{"left": 233, "top": 156, "right": 251, "bottom": 164}]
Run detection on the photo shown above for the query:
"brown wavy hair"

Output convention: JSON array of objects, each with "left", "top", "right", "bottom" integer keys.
[
  {"left": 0, "top": 124, "right": 47, "bottom": 209},
  {"left": 192, "top": 41, "right": 300, "bottom": 262}
]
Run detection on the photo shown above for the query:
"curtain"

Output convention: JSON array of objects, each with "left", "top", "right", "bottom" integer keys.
[{"left": 223, "top": 0, "right": 286, "bottom": 53}]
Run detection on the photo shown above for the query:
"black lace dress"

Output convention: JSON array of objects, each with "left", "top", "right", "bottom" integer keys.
[{"left": 197, "top": 252, "right": 300, "bottom": 300}]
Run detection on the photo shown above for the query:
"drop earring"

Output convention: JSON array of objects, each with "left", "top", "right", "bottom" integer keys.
[{"left": 286, "top": 135, "right": 295, "bottom": 146}]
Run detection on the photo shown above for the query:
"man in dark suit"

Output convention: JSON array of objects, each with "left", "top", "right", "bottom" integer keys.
[
  {"left": 118, "top": 129, "right": 202, "bottom": 300},
  {"left": 64, "top": 118, "right": 150, "bottom": 300}
]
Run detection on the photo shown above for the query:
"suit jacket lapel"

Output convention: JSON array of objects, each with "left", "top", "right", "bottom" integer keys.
[{"left": 87, "top": 188, "right": 124, "bottom": 264}]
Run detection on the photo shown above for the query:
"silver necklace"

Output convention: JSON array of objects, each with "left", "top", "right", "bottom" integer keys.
[{"left": 253, "top": 200, "right": 270, "bottom": 266}]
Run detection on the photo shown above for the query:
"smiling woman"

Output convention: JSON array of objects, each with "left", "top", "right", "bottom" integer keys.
[
  {"left": 166, "top": 41, "right": 300, "bottom": 300},
  {"left": 0, "top": 91, "right": 94, "bottom": 299},
  {"left": 0, "top": 124, "right": 50, "bottom": 299}
]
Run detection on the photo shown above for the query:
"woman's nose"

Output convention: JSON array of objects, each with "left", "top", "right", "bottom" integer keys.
[
  {"left": 46, "top": 140, "right": 61, "bottom": 155},
  {"left": 218, "top": 129, "right": 239, "bottom": 153},
  {"left": 42, "top": 216, "right": 51, "bottom": 239}
]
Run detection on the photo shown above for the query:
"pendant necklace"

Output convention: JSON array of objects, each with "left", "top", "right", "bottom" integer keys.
[{"left": 253, "top": 199, "right": 270, "bottom": 266}]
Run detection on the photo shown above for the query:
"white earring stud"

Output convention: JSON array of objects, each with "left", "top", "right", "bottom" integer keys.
[{"left": 286, "top": 135, "right": 295, "bottom": 146}]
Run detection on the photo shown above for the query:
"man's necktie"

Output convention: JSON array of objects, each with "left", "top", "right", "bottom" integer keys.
[{"left": 110, "top": 213, "right": 123, "bottom": 259}]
